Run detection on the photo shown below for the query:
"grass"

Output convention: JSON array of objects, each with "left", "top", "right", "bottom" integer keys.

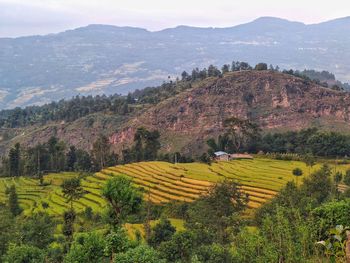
[{"left": 0, "top": 158, "right": 349, "bottom": 216}]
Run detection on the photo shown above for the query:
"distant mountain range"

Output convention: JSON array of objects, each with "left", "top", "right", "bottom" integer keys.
[{"left": 1, "top": 16, "right": 350, "bottom": 109}]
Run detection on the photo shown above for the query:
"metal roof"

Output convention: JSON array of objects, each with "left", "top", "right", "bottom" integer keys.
[{"left": 214, "top": 151, "right": 228, "bottom": 156}]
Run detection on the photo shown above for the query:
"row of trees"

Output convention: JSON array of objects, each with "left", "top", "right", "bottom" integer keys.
[
  {"left": 0, "top": 135, "right": 117, "bottom": 177},
  {"left": 0, "top": 126, "right": 163, "bottom": 178},
  {"left": 207, "top": 120, "right": 350, "bottom": 158},
  {"left": 0, "top": 94, "right": 132, "bottom": 128}
]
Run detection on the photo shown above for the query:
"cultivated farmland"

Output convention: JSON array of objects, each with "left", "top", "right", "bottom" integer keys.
[{"left": 0, "top": 158, "right": 347, "bottom": 215}]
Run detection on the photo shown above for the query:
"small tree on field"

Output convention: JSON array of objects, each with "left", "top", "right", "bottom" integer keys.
[
  {"left": 61, "top": 177, "right": 85, "bottom": 210},
  {"left": 102, "top": 176, "right": 142, "bottom": 228},
  {"left": 8, "top": 185, "right": 22, "bottom": 216},
  {"left": 292, "top": 168, "right": 303, "bottom": 186},
  {"left": 304, "top": 154, "right": 316, "bottom": 175},
  {"left": 334, "top": 172, "right": 343, "bottom": 200}
]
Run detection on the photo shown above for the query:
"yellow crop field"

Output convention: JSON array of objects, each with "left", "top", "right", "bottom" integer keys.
[{"left": 0, "top": 158, "right": 348, "bottom": 215}]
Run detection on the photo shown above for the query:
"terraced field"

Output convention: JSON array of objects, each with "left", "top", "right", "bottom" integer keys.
[
  {"left": 0, "top": 158, "right": 348, "bottom": 215},
  {"left": 0, "top": 172, "right": 107, "bottom": 216},
  {"left": 97, "top": 158, "right": 327, "bottom": 209}
]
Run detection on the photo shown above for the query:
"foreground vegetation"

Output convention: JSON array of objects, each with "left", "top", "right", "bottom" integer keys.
[{"left": 1, "top": 162, "right": 350, "bottom": 262}]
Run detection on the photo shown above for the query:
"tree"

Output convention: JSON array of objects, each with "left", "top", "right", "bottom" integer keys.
[
  {"left": 7, "top": 185, "right": 22, "bottom": 216},
  {"left": 61, "top": 177, "right": 85, "bottom": 210},
  {"left": 66, "top": 146, "right": 77, "bottom": 171},
  {"left": 196, "top": 243, "right": 233, "bottom": 263},
  {"left": 104, "top": 228, "right": 131, "bottom": 259},
  {"left": 114, "top": 245, "right": 165, "bottom": 263},
  {"left": 75, "top": 149, "right": 92, "bottom": 172},
  {"left": 0, "top": 207, "right": 16, "bottom": 259},
  {"left": 301, "top": 164, "right": 333, "bottom": 205},
  {"left": 92, "top": 135, "right": 110, "bottom": 170},
  {"left": 186, "top": 180, "right": 248, "bottom": 244},
  {"left": 223, "top": 117, "right": 260, "bottom": 153},
  {"left": 8, "top": 143, "right": 21, "bottom": 177},
  {"left": 148, "top": 217, "right": 176, "bottom": 247},
  {"left": 334, "top": 172, "right": 343, "bottom": 199},
  {"left": 344, "top": 169, "right": 350, "bottom": 186},
  {"left": 62, "top": 210, "right": 76, "bottom": 242},
  {"left": 19, "top": 212, "right": 55, "bottom": 249},
  {"left": 102, "top": 176, "right": 142, "bottom": 227},
  {"left": 2, "top": 245, "right": 45, "bottom": 263},
  {"left": 131, "top": 128, "right": 161, "bottom": 162},
  {"left": 254, "top": 63, "right": 268, "bottom": 71},
  {"left": 292, "top": 168, "right": 303, "bottom": 186},
  {"left": 64, "top": 232, "right": 107, "bottom": 263},
  {"left": 221, "top": 64, "right": 230, "bottom": 74},
  {"left": 159, "top": 231, "right": 195, "bottom": 263},
  {"left": 304, "top": 154, "right": 316, "bottom": 175},
  {"left": 181, "top": 71, "right": 189, "bottom": 81}
]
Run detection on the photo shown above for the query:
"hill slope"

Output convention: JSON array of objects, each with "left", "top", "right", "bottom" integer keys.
[
  {"left": 1, "top": 70, "right": 350, "bottom": 155},
  {"left": 110, "top": 70, "right": 350, "bottom": 155},
  {"left": 1, "top": 17, "right": 350, "bottom": 108}
]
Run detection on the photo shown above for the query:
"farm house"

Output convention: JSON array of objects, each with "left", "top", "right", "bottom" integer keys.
[{"left": 214, "top": 151, "right": 254, "bottom": 161}]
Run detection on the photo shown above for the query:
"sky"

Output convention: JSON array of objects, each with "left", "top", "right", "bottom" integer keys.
[{"left": 0, "top": 0, "right": 349, "bottom": 37}]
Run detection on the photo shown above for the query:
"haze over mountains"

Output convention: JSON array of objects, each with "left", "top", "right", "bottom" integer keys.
[{"left": 1, "top": 16, "right": 350, "bottom": 109}]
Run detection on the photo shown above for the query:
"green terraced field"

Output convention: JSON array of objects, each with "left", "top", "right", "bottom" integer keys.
[{"left": 0, "top": 158, "right": 348, "bottom": 215}]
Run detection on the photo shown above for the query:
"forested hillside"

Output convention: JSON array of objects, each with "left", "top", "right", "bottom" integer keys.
[{"left": 1, "top": 63, "right": 350, "bottom": 157}]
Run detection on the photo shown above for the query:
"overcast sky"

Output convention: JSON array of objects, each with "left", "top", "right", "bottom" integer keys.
[{"left": 1, "top": 0, "right": 349, "bottom": 37}]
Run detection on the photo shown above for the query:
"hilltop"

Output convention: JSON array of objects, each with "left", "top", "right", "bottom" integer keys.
[
  {"left": 110, "top": 70, "right": 350, "bottom": 155},
  {"left": 1, "top": 70, "right": 350, "bottom": 156},
  {"left": 1, "top": 16, "right": 350, "bottom": 108}
]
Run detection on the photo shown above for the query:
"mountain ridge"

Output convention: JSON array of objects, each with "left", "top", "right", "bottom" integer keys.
[
  {"left": 1, "top": 16, "right": 350, "bottom": 109},
  {"left": 2, "top": 70, "right": 350, "bottom": 156}
]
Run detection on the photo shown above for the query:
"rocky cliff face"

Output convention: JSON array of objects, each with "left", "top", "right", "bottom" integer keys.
[
  {"left": 110, "top": 71, "right": 350, "bottom": 154},
  {"left": 2, "top": 70, "right": 350, "bottom": 155}
]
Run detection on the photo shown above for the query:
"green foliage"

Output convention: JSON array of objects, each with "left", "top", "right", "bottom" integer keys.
[
  {"left": 260, "top": 207, "right": 314, "bottom": 263},
  {"left": 293, "top": 167, "right": 303, "bottom": 177},
  {"left": 159, "top": 231, "right": 195, "bottom": 263},
  {"left": 104, "top": 228, "right": 131, "bottom": 257},
  {"left": 311, "top": 200, "right": 350, "bottom": 239},
  {"left": 344, "top": 169, "right": 350, "bottom": 186},
  {"left": 316, "top": 225, "right": 348, "bottom": 262},
  {"left": 19, "top": 212, "right": 55, "bottom": 249},
  {"left": 2, "top": 244, "right": 45, "bottom": 263},
  {"left": 64, "top": 232, "right": 107, "bottom": 263},
  {"left": 114, "top": 245, "right": 165, "bottom": 263},
  {"left": 195, "top": 243, "right": 232, "bottom": 263},
  {"left": 186, "top": 180, "right": 248, "bottom": 244},
  {"left": 65, "top": 146, "right": 77, "bottom": 171},
  {"left": 302, "top": 164, "right": 333, "bottom": 204},
  {"left": 0, "top": 207, "right": 16, "bottom": 260},
  {"left": 61, "top": 177, "right": 85, "bottom": 209},
  {"left": 148, "top": 217, "right": 176, "bottom": 247},
  {"left": 8, "top": 143, "right": 21, "bottom": 177},
  {"left": 102, "top": 176, "right": 142, "bottom": 227},
  {"left": 223, "top": 117, "right": 260, "bottom": 153},
  {"left": 258, "top": 128, "right": 350, "bottom": 157},
  {"left": 129, "top": 127, "right": 161, "bottom": 162},
  {"left": 232, "top": 229, "right": 278, "bottom": 263},
  {"left": 83, "top": 206, "right": 93, "bottom": 220},
  {"left": 7, "top": 185, "right": 22, "bottom": 216},
  {"left": 62, "top": 210, "right": 76, "bottom": 240}
]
